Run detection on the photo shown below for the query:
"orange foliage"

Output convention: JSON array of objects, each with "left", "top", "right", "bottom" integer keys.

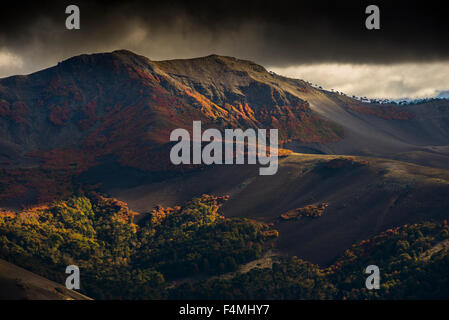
[
  {"left": 278, "top": 148, "right": 293, "bottom": 158},
  {"left": 0, "top": 210, "right": 16, "bottom": 218},
  {"left": 0, "top": 167, "right": 76, "bottom": 204},
  {"left": 150, "top": 205, "right": 177, "bottom": 226}
]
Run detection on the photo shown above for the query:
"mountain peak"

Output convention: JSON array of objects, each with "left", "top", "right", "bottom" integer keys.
[
  {"left": 153, "top": 52, "right": 270, "bottom": 85},
  {"left": 111, "top": 49, "right": 140, "bottom": 56},
  {"left": 57, "top": 50, "right": 151, "bottom": 72}
]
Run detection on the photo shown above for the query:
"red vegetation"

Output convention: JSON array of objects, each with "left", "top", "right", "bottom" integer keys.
[
  {"left": 0, "top": 167, "right": 76, "bottom": 204},
  {"left": 0, "top": 100, "right": 30, "bottom": 124}
]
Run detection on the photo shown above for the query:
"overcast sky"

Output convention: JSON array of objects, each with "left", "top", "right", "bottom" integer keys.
[{"left": 0, "top": 0, "right": 448, "bottom": 99}]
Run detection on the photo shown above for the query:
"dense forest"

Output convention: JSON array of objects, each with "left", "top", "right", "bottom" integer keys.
[{"left": 1, "top": 193, "right": 448, "bottom": 299}]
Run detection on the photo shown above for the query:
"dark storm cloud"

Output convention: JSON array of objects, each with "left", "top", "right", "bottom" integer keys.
[{"left": 0, "top": 0, "right": 448, "bottom": 77}]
